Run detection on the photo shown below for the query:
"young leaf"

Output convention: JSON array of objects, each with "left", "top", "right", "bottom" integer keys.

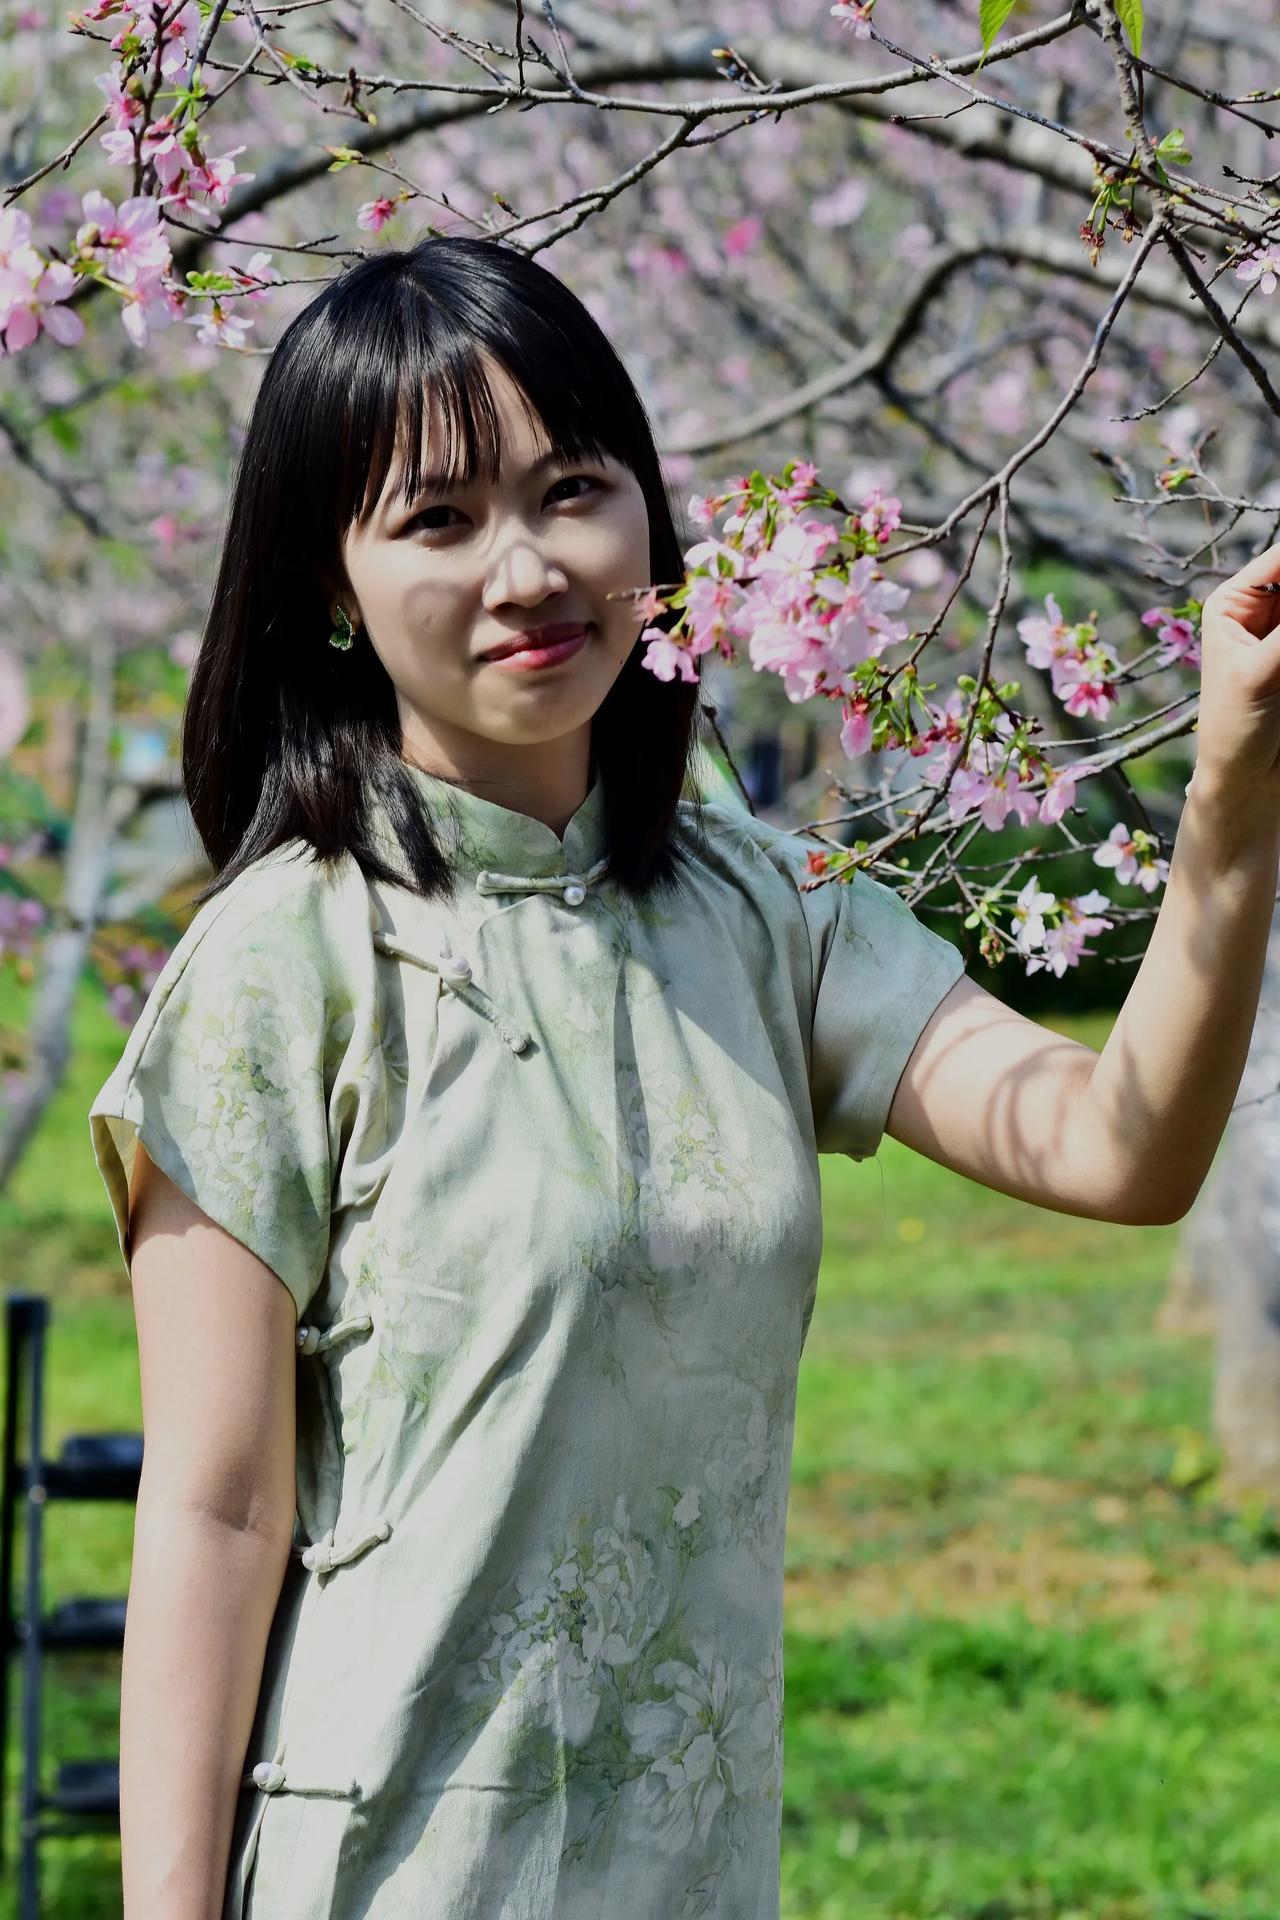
[
  {"left": 977, "top": 0, "right": 1020, "bottom": 71},
  {"left": 1115, "top": 0, "right": 1143, "bottom": 57}
]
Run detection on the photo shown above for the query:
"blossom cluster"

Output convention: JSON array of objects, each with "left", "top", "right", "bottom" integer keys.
[
  {"left": 1016, "top": 593, "right": 1119, "bottom": 723},
  {"left": 2, "top": 0, "right": 278, "bottom": 355},
  {"left": 635, "top": 461, "right": 1196, "bottom": 978}
]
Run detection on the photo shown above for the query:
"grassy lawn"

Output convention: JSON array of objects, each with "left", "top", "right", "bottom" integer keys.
[{"left": 2, "top": 987, "right": 1273, "bottom": 1919}]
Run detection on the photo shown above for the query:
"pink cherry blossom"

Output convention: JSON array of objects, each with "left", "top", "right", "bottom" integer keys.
[
  {"left": 1236, "top": 244, "right": 1280, "bottom": 296},
  {"left": 624, "top": 242, "right": 688, "bottom": 279},
  {"left": 232, "top": 252, "right": 282, "bottom": 302},
  {"left": 139, "top": 117, "right": 191, "bottom": 189},
  {"left": 750, "top": 518, "right": 842, "bottom": 577},
  {"left": 0, "top": 205, "right": 39, "bottom": 273},
  {"left": 985, "top": 367, "right": 1029, "bottom": 434},
  {"left": 830, "top": 0, "right": 874, "bottom": 34},
  {"left": 184, "top": 300, "right": 253, "bottom": 350},
  {"left": 1036, "top": 761, "right": 1079, "bottom": 826},
  {"left": 1058, "top": 657, "right": 1116, "bottom": 721},
  {"left": 720, "top": 503, "right": 771, "bottom": 562},
  {"left": 1018, "top": 591, "right": 1074, "bottom": 670},
  {"left": 130, "top": 0, "right": 204, "bottom": 81},
  {"left": 100, "top": 125, "right": 143, "bottom": 168},
  {"left": 94, "top": 64, "right": 146, "bottom": 135},
  {"left": 818, "top": 556, "right": 911, "bottom": 676},
  {"left": 1140, "top": 604, "right": 1200, "bottom": 668},
  {"left": 839, "top": 700, "right": 873, "bottom": 758},
  {"left": 190, "top": 147, "right": 255, "bottom": 212},
  {"left": 1092, "top": 823, "right": 1170, "bottom": 893},
  {"left": 1, "top": 255, "right": 84, "bottom": 354},
  {"left": 740, "top": 602, "right": 835, "bottom": 703},
  {"left": 631, "top": 586, "right": 667, "bottom": 625},
  {"left": 1011, "top": 875, "right": 1057, "bottom": 958},
  {"left": 117, "top": 271, "right": 183, "bottom": 348},
  {"left": 944, "top": 760, "right": 1041, "bottom": 832},
  {"left": 684, "top": 575, "right": 746, "bottom": 659},
  {"left": 358, "top": 198, "right": 399, "bottom": 233},
  {"left": 809, "top": 176, "right": 868, "bottom": 229},
  {"left": 76, "top": 189, "right": 171, "bottom": 283},
  {"left": 641, "top": 631, "right": 699, "bottom": 683},
  {"left": 1027, "top": 892, "right": 1114, "bottom": 977},
  {"left": 723, "top": 216, "right": 763, "bottom": 259},
  {"left": 683, "top": 536, "right": 745, "bottom": 579},
  {"left": 778, "top": 463, "right": 819, "bottom": 508},
  {"left": 149, "top": 515, "right": 203, "bottom": 550},
  {"left": 856, "top": 485, "right": 901, "bottom": 542}
]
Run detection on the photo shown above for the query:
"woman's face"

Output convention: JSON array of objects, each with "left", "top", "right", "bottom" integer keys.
[{"left": 337, "top": 358, "right": 653, "bottom": 778}]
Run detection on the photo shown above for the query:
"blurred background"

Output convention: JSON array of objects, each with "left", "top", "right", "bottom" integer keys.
[{"left": 3, "top": 0, "right": 1280, "bottom": 1912}]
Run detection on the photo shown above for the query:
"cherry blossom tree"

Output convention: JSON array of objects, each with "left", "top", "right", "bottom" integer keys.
[{"left": 4, "top": 0, "right": 1280, "bottom": 1490}]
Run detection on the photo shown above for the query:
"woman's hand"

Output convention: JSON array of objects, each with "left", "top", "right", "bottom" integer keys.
[{"left": 1193, "top": 541, "right": 1280, "bottom": 824}]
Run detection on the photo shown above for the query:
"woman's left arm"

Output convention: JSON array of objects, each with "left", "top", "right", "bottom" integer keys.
[{"left": 883, "top": 544, "right": 1280, "bottom": 1228}]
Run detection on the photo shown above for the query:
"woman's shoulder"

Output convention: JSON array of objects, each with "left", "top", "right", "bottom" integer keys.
[
  {"left": 152, "top": 838, "right": 372, "bottom": 995},
  {"left": 672, "top": 793, "right": 825, "bottom": 896}
]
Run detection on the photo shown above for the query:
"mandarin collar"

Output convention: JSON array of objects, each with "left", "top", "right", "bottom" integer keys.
[{"left": 369, "top": 762, "right": 608, "bottom": 881}]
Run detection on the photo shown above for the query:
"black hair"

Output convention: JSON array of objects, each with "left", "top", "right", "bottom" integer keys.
[{"left": 182, "top": 232, "right": 709, "bottom": 907}]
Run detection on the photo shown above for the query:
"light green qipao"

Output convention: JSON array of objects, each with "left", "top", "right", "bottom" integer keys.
[{"left": 88, "top": 766, "right": 966, "bottom": 1919}]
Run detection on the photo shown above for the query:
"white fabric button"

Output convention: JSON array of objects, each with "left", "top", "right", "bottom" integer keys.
[
  {"left": 252, "top": 1761, "right": 286, "bottom": 1793},
  {"left": 296, "top": 1325, "right": 321, "bottom": 1357},
  {"left": 300, "top": 1533, "right": 333, "bottom": 1572},
  {"left": 438, "top": 953, "right": 473, "bottom": 986},
  {"left": 562, "top": 882, "right": 587, "bottom": 907}
]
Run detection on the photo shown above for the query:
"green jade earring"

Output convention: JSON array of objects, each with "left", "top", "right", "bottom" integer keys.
[{"left": 329, "top": 606, "right": 357, "bottom": 651}]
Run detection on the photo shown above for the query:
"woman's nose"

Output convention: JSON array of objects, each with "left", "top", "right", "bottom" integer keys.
[{"left": 481, "top": 530, "right": 569, "bottom": 609}]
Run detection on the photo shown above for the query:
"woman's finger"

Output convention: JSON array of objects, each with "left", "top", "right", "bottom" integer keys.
[{"left": 1204, "top": 541, "right": 1280, "bottom": 639}]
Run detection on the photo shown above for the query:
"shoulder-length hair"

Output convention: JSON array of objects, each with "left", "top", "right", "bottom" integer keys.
[{"left": 183, "top": 231, "right": 708, "bottom": 908}]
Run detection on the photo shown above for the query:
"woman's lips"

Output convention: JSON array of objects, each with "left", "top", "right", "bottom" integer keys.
[{"left": 481, "top": 626, "right": 589, "bottom": 671}]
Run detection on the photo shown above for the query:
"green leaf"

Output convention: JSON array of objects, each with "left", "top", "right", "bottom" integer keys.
[
  {"left": 44, "top": 412, "right": 81, "bottom": 454},
  {"left": 977, "top": 0, "right": 1020, "bottom": 69},
  {"left": 1115, "top": 0, "right": 1143, "bottom": 57},
  {"left": 1155, "top": 126, "right": 1192, "bottom": 166},
  {"left": 1167, "top": 1426, "right": 1217, "bottom": 1494}
]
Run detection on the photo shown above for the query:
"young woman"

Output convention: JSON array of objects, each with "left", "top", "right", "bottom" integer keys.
[{"left": 87, "top": 232, "right": 1143, "bottom": 1918}]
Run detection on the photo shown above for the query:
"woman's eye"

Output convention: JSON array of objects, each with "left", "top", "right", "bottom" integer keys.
[
  {"left": 547, "top": 474, "right": 602, "bottom": 502},
  {"left": 407, "top": 475, "right": 601, "bottom": 535},
  {"left": 409, "top": 506, "right": 459, "bottom": 533}
]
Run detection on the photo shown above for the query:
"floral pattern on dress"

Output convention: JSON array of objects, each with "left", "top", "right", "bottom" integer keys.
[
  {"left": 623, "top": 1640, "right": 779, "bottom": 1914},
  {"left": 441, "top": 1491, "right": 782, "bottom": 1905}
]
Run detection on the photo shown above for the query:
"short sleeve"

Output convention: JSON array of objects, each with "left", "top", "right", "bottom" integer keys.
[
  {"left": 88, "top": 862, "right": 340, "bottom": 1322},
  {"left": 805, "top": 860, "right": 967, "bottom": 1161}
]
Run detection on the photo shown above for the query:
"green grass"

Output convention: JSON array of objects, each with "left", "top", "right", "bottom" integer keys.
[
  {"left": 782, "top": 1011, "right": 1276, "bottom": 1919},
  {"left": 2, "top": 988, "right": 1271, "bottom": 1918}
]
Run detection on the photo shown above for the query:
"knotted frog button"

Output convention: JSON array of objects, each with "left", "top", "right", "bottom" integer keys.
[
  {"left": 561, "top": 881, "right": 587, "bottom": 907},
  {"left": 438, "top": 953, "right": 473, "bottom": 986},
  {"left": 252, "top": 1761, "right": 287, "bottom": 1793}
]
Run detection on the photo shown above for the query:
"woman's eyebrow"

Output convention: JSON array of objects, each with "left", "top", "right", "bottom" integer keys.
[{"left": 409, "top": 449, "right": 580, "bottom": 499}]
